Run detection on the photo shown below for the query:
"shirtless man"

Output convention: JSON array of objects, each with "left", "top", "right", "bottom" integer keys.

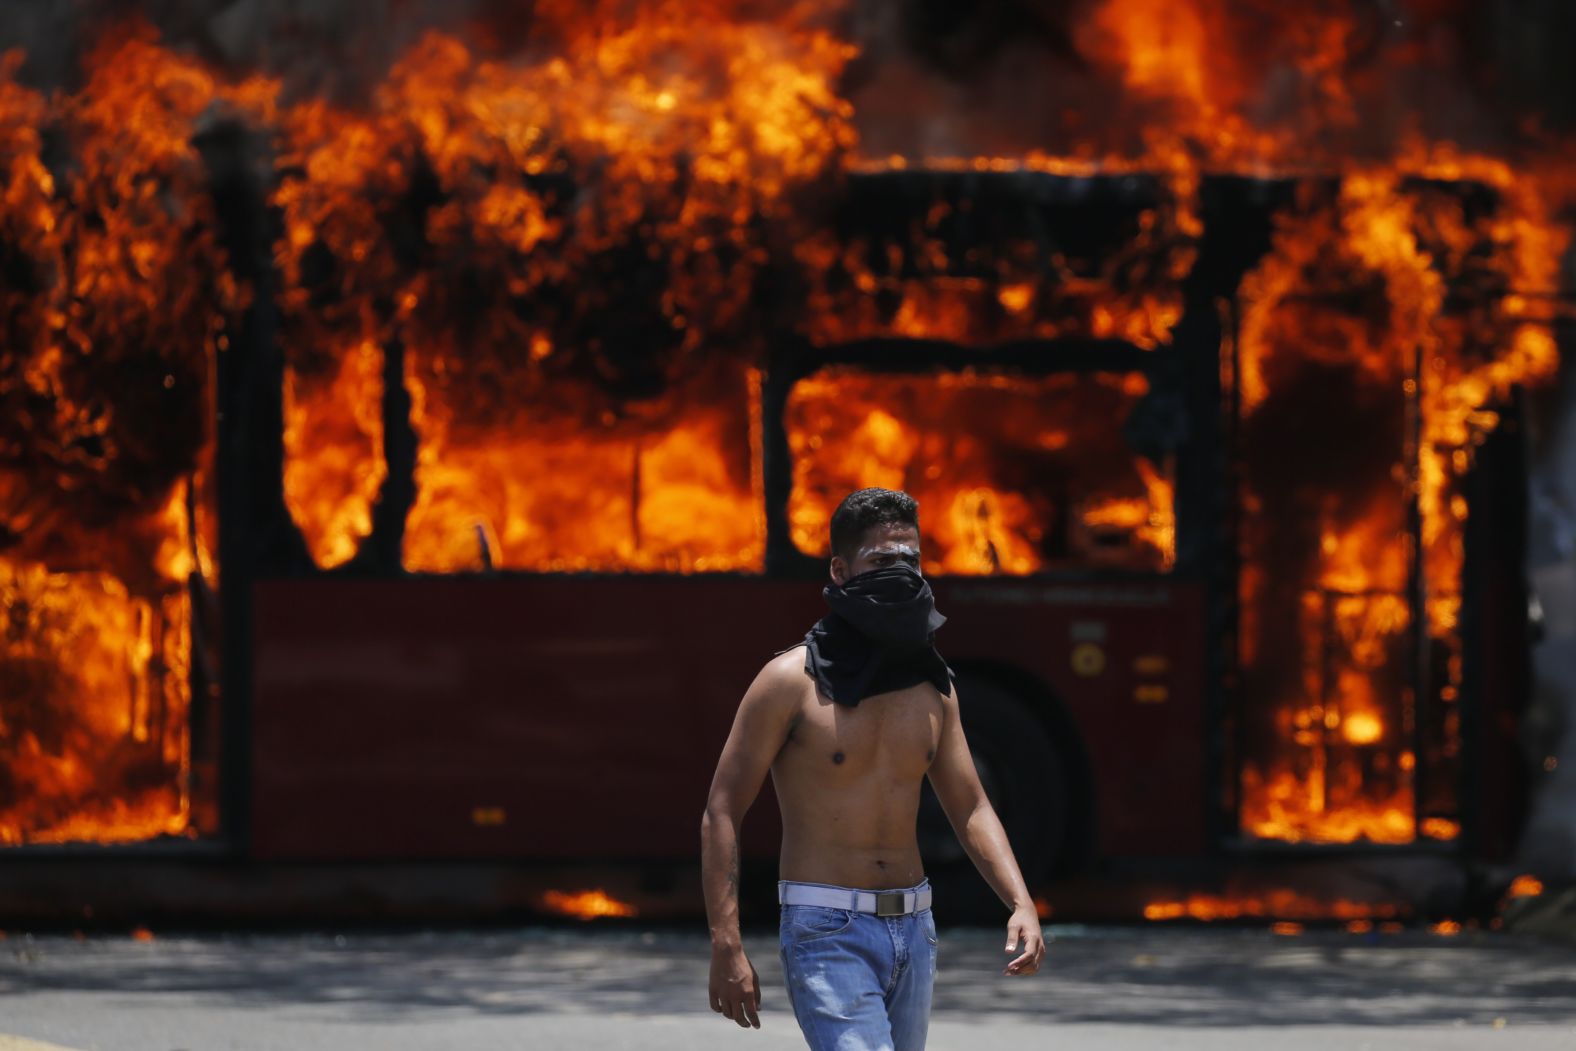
[{"left": 700, "top": 487, "right": 1045, "bottom": 1050}]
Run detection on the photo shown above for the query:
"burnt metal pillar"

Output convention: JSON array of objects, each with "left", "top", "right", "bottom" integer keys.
[
  {"left": 1405, "top": 341, "right": 1428, "bottom": 842},
  {"left": 196, "top": 114, "right": 300, "bottom": 854},
  {"left": 1190, "top": 174, "right": 1297, "bottom": 847}
]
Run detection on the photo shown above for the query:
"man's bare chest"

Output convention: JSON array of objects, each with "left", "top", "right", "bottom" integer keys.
[{"left": 781, "top": 683, "right": 943, "bottom": 779}]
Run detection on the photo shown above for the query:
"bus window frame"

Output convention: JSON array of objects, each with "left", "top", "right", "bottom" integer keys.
[{"left": 267, "top": 334, "right": 1204, "bottom": 585}]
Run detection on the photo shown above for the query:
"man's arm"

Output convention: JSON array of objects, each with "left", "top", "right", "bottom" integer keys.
[
  {"left": 700, "top": 653, "right": 799, "bottom": 1028},
  {"left": 925, "top": 684, "right": 1046, "bottom": 976}
]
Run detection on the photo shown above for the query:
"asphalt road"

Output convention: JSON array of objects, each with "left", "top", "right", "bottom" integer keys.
[{"left": 1, "top": 924, "right": 1573, "bottom": 1050}]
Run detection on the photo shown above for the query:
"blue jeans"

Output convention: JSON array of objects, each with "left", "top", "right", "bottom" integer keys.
[{"left": 778, "top": 878, "right": 937, "bottom": 1051}]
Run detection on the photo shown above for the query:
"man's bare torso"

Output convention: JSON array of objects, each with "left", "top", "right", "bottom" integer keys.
[{"left": 768, "top": 646, "right": 945, "bottom": 889}]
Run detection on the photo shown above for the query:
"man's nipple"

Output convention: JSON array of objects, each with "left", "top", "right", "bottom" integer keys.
[{"left": 832, "top": 751, "right": 845, "bottom": 765}]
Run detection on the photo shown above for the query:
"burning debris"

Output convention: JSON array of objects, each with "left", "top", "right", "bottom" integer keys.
[
  {"left": 0, "top": 1, "right": 1570, "bottom": 866},
  {"left": 1142, "top": 889, "right": 1399, "bottom": 923},
  {"left": 538, "top": 887, "right": 639, "bottom": 920}
]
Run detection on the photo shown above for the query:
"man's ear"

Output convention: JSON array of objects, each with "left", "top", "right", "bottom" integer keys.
[{"left": 829, "top": 556, "right": 848, "bottom": 585}]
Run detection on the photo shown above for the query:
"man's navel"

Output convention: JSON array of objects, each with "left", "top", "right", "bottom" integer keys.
[{"left": 832, "top": 751, "right": 845, "bottom": 765}]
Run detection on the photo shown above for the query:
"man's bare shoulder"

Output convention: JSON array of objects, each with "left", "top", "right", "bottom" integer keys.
[
  {"left": 748, "top": 647, "right": 811, "bottom": 706},
  {"left": 723, "top": 649, "right": 809, "bottom": 752}
]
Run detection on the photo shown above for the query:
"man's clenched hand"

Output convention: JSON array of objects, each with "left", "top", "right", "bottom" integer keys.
[
  {"left": 1003, "top": 905, "right": 1046, "bottom": 976},
  {"left": 709, "top": 947, "right": 762, "bottom": 1028}
]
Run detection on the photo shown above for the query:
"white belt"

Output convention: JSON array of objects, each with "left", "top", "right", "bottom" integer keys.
[{"left": 779, "top": 882, "right": 933, "bottom": 917}]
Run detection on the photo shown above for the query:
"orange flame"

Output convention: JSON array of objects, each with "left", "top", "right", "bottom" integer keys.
[
  {"left": 272, "top": 19, "right": 854, "bottom": 572},
  {"left": 1235, "top": 161, "right": 1563, "bottom": 844},
  {"left": 1143, "top": 890, "right": 1398, "bottom": 922},
  {"left": 1, "top": 5, "right": 1571, "bottom": 851},
  {"left": 786, "top": 370, "right": 1174, "bottom": 574},
  {"left": 1507, "top": 875, "right": 1544, "bottom": 899},
  {"left": 0, "top": 30, "right": 270, "bottom": 845},
  {"left": 539, "top": 888, "right": 639, "bottom": 920}
]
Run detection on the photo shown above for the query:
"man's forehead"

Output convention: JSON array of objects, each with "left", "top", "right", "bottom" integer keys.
[{"left": 857, "top": 524, "right": 920, "bottom": 556}]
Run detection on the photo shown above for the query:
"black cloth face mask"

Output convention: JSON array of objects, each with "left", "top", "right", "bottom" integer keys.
[{"left": 790, "top": 561, "right": 954, "bottom": 707}]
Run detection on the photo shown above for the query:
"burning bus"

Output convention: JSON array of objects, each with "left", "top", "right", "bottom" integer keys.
[{"left": 0, "top": 3, "right": 1569, "bottom": 918}]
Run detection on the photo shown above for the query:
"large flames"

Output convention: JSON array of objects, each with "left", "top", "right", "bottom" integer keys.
[
  {"left": 1236, "top": 166, "right": 1560, "bottom": 843},
  {"left": 0, "top": 32, "right": 268, "bottom": 844},
  {"left": 0, "top": 2, "right": 1569, "bottom": 856},
  {"left": 272, "top": 16, "right": 854, "bottom": 572},
  {"left": 786, "top": 369, "right": 1174, "bottom": 574},
  {"left": 538, "top": 887, "right": 639, "bottom": 921}
]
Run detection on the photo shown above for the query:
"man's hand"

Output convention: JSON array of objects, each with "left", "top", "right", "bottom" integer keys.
[
  {"left": 1003, "top": 905, "right": 1045, "bottom": 976},
  {"left": 709, "top": 947, "right": 762, "bottom": 1028}
]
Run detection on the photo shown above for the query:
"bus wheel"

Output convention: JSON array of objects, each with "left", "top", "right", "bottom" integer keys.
[{"left": 917, "top": 677, "right": 1068, "bottom": 906}]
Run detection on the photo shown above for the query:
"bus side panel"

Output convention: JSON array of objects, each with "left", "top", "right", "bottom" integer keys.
[
  {"left": 945, "top": 579, "right": 1208, "bottom": 858},
  {"left": 250, "top": 577, "right": 812, "bottom": 861},
  {"left": 251, "top": 576, "right": 1204, "bottom": 863}
]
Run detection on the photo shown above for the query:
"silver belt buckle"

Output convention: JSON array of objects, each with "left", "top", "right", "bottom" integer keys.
[{"left": 875, "top": 891, "right": 905, "bottom": 917}]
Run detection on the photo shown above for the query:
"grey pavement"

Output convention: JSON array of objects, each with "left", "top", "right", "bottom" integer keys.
[{"left": 0, "top": 925, "right": 1573, "bottom": 1050}]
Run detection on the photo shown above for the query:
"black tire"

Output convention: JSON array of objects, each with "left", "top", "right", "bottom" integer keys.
[{"left": 917, "top": 676, "right": 1069, "bottom": 917}]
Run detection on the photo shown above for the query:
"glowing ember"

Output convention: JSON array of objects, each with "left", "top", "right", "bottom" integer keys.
[
  {"left": 1142, "top": 891, "right": 1398, "bottom": 922},
  {"left": 1507, "top": 875, "right": 1544, "bottom": 899},
  {"left": 539, "top": 889, "right": 639, "bottom": 920}
]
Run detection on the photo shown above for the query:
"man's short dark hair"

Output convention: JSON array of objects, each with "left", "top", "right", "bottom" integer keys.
[{"left": 829, "top": 488, "right": 920, "bottom": 561}]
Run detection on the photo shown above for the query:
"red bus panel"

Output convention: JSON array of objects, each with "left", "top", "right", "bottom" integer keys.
[{"left": 251, "top": 575, "right": 1205, "bottom": 862}]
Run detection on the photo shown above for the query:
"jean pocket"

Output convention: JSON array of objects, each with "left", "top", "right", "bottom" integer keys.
[
  {"left": 782, "top": 905, "right": 855, "bottom": 943},
  {"left": 922, "top": 911, "right": 938, "bottom": 947}
]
